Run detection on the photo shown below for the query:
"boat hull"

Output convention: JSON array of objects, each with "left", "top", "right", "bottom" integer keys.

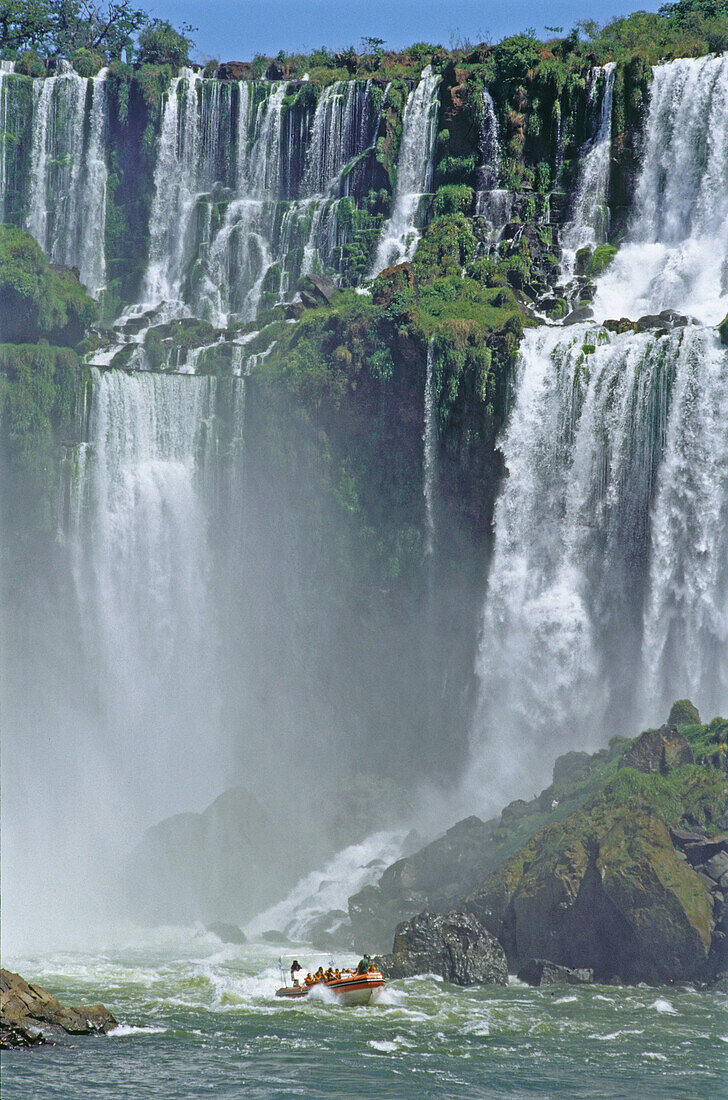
[{"left": 275, "top": 971, "right": 385, "bottom": 1006}]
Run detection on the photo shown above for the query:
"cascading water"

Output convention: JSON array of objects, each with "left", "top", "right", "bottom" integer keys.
[
  {"left": 642, "top": 332, "right": 728, "bottom": 718},
  {"left": 68, "top": 368, "right": 225, "bottom": 817},
  {"left": 594, "top": 53, "right": 728, "bottom": 324},
  {"left": 470, "top": 53, "right": 728, "bottom": 807},
  {"left": 0, "top": 60, "right": 15, "bottom": 221},
  {"left": 25, "top": 62, "right": 109, "bottom": 294},
  {"left": 422, "top": 338, "right": 437, "bottom": 557},
  {"left": 475, "top": 86, "right": 513, "bottom": 236},
  {"left": 371, "top": 66, "right": 441, "bottom": 274},
  {"left": 561, "top": 63, "right": 616, "bottom": 267}
]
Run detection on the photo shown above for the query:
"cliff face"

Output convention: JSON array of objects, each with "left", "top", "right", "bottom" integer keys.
[{"left": 350, "top": 713, "right": 728, "bottom": 984}]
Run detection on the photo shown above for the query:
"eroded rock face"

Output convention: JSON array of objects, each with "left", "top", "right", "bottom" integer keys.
[
  {"left": 467, "top": 807, "right": 717, "bottom": 985},
  {"left": 619, "top": 724, "right": 694, "bottom": 774},
  {"left": 375, "top": 910, "right": 508, "bottom": 986},
  {"left": 1, "top": 969, "right": 117, "bottom": 1048}
]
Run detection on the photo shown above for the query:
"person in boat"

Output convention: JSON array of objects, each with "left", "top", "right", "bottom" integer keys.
[
  {"left": 315, "top": 966, "right": 325, "bottom": 983},
  {"left": 304, "top": 973, "right": 314, "bottom": 988},
  {"left": 356, "top": 955, "right": 372, "bottom": 975},
  {"left": 290, "top": 960, "right": 301, "bottom": 987},
  {"left": 334, "top": 969, "right": 341, "bottom": 980}
]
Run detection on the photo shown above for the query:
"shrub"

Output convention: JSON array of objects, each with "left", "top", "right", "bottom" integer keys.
[{"left": 136, "top": 20, "right": 194, "bottom": 68}]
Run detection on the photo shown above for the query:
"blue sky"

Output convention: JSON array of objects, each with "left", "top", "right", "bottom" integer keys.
[{"left": 146, "top": 1, "right": 665, "bottom": 62}]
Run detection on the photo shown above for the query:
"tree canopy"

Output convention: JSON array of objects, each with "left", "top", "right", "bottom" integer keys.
[{"left": 0, "top": 0, "right": 194, "bottom": 64}]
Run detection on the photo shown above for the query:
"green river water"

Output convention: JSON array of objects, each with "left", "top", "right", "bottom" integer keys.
[{"left": 2, "top": 929, "right": 726, "bottom": 1099}]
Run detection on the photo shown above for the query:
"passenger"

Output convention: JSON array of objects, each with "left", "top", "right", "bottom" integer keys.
[
  {"left": 304, "top": 973, "right": 313, "bottom": 987},
  {"left": 334, "top": 969, "right": 341, "bottom": 980},
  {"left": 325, "top": 968, "right": 334, "bottom": 981},
  {"left": 291, "top": 960, "right": 301, "bottom": 987},
  {"left": 356, "top": 955, "right": 371, "bottom": 975}
]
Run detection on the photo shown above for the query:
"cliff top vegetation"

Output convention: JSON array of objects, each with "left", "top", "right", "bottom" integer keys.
[{"left": 2, "top": 1, "right": 726, "bottom": 79}]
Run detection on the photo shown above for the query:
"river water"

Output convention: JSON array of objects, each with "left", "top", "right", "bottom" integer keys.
[{"left": 3, "top": 932, "right": 726, "bottom": 1098}]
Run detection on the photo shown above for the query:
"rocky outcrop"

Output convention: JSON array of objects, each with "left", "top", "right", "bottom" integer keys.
[
  {"left": 517, "top": 959, "right": 593, "bottom": 986},
  {"left": 619, "top": 724, "right": 694, "bottom": 774},
  {"left": 375, "top": 910, "right": 508, "bottom": 986},
  {"left": 207, "top": 922, "right": 247, "bottom": 944},
  {"left": 1, "top": 970, "right": 117, "bottom": 1049},
  {"left": 467, "top": 805, "right": 719, "bottom": 985},
  {"left": 349, "top": 815, "right": 504, "bottom": 951}
]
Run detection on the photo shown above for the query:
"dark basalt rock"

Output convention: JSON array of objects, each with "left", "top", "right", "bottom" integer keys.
[
  {"left": 1, "top": 969, "right": 117, "bottom": 1049},
  {"left": 207, "top": 922, "right": 247, "bottom": 944},
  {"left": 563, "top": 305, "right": 594, "bottom": 325},
  {"left": 375, "top": 910, "right": 508, "bottom": 986},
  {"left": 517, "top": 958, "right": 594, "bottom": 986}
]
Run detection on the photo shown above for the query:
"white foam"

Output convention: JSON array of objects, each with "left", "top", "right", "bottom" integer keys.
[
  {"left": 651, "top": 998, "right": 677, "bottom": 1015},
  {"left": 108, "top": 1024, "right": 168, "bottom": 1037}
]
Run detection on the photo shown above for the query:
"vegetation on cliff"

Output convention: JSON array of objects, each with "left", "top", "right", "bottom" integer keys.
[{"left": 350, "top": 706, "right": 728, "bottom": 982}]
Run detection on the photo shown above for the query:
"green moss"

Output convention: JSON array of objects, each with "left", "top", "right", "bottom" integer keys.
[
  {"left": 0, "top": 226, "right": 97, "bottom": 346},
  {"left": 589, "top": 244, "right": 618, "bottom": 276}
]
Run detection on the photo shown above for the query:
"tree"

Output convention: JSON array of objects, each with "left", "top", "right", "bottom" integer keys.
[
  {"left": 0, "top": 1, "right": 190, "bottom": 64},
  {"left": 135, "top": 18, "right": 195, "bottom": 67}
]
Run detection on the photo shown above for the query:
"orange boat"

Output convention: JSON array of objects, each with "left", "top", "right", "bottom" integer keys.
[{"left": 276, "top": 967, "right": 386, "bottom": 1006}]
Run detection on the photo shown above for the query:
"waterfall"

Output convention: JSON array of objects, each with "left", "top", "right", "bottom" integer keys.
[
  {"left": 0, "top": 60, "right": 15, "bottom": 222},
  {"left": 470, "top": 325, "right": 678, "bottom": 800},
  {"left": 470, "top": 54, "right": 728, "bottom": 805},
  {"left": 24, "top": 63, "right": 109, "bottom": 294},
  {"left": 594, "top": 53, "right": 728, "bottom": 324},
  {"left": 144, "top": 69, "right": 203, "bottom": 306},
  {"left": 562, "top": 64, "right": 616, "bottom": 267},
  {"left": 422, "top": 338, "right": 437, "bottom": 556},
  {"left": 475, "top": 86, "right": 513, "bottom": 236},
  {"left": 68, "top": 368, "right": 224, "bottom": 817},
  {"left": 371, "top": 66, "right": 441, "bottom": 274},
  {"left": 643, "top": 330, "right": 728, "bottom": 718}
]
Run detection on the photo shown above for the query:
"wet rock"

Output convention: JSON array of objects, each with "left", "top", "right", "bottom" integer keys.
[
  {"left": 563, "top": 305, "right": 593, "bottom": 325},
  {"left": 619, "top": 724, "right": 694, "bottom": 774},
  {"left": 719, "top": 312, "right": 728, "bottom": 347},
  {"left": 603, "top": 317, "right": 638, "bottom": 334},
  {"left": 375, "top": 910, "right": 508, "bottom": 986},
  {"left": 207, "top": 922, "right": 247, "bottom": 944},
  {"left": 1, "top": 969, "right": 117, "bottom": 1048},
  {"left": 517, "top": 958, "right": 594, "bottom": 986},
  {"left": 261, "top": 930, "right": 292, "bottom": 944}
]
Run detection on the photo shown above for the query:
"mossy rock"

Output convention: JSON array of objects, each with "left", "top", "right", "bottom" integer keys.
[
  {"left": 589, "top": 244, "right": 618, "bottom": 277},
  {"left": 669, "top": 700, "right": 701, "bottom": 730}
]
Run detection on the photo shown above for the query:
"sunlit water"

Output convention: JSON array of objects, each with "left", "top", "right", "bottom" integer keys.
[{"left": 3, "top": 932, "right": 726, "bottom": 1098}]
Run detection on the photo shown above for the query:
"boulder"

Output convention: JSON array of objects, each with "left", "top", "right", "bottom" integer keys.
[
  {"left": 563, "top": 305, "right": 594, "bottom": 325},
  {"left": 718, "top": 312, "right": 728, "bottom": 347},
  {"left": 668, "top": 699, "right": 701, "bottom": 729},
  {"left": 299, "top": 273, "right": 338, "bottom": 306},
  {"left": 1, "top": 970, "right": 117, "bottom": 1048},
  {"left": 375, "top": 910, "right": 508, "bottom": 986},
  {"left": 517, "top": 958, "right": 593, "bottom": 986},
  {"left": 207, "top": 922, "right": 247, "bottom": 944},
  {"left": 619, "top": 724, "right": 694, "bottom": 774}
]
